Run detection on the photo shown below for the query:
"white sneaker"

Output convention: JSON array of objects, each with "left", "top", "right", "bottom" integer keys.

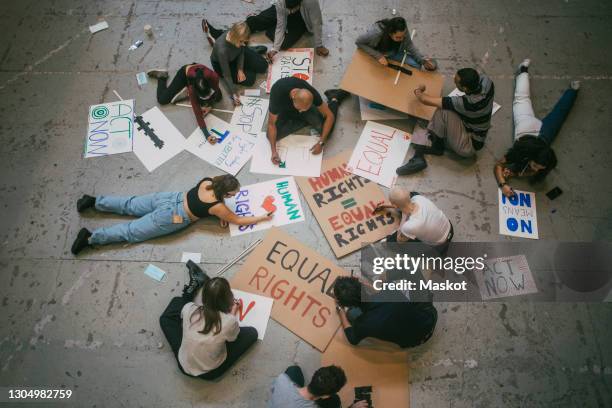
[
  {"left": 570, "top": 80, "right": 581, "bottom": 90},
  {"left": 170, "top": 87, "right": 189, "bottom": 104},
  {"left": 517, "top": 59, "right": 531, "bottom": 72}
]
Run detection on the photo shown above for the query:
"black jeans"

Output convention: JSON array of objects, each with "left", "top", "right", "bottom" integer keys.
[
  {"left": 159, "top": 296, "right": 258, "bottom": 381},
  {"left": 246, "top": 6, "right": 308, "bottom": 50},
  {"left": 284, "top": 366, "right": 341, "bottom": 408},
  {"left": 276, "top": 100, "right": 339, "bottom": 140},
  {"left": 211, "top": 47, "right": 268, "bottom": 88}
]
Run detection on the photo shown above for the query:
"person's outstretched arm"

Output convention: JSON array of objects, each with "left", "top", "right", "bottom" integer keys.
[{"left": 209, "top": 203, "right": 274, "bottom": 226}]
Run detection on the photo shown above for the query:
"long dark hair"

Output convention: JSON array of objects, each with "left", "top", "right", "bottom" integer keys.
[
  {"left": 505, "top": 136, "right": 557, "bottom": 182},
  {"left": 189, "top": 68, "right": 212, "bottom": 100},
  {"left": 375, "top": 17, "right": 407, "bottom": 52},
  {"left": 189, "top": 277, "right": 234, "bottom": 335},
  {"left": 205, "top": 175, "right": 240, "bottom": 200}
]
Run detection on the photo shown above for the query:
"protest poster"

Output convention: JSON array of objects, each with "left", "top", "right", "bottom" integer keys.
[
  {"left": 184, "top": 114, "right": 256, "bottom": 176},
  {"left": 232, "top": 289, "right": 274, "bottom": 340},
  {"left": 358, "top": 96, "right": 410, "bottom": 121},
  {"left": 296, "top": 151, "right": 400, "bottom": 258},
  {"left": 132, "top": 107, "right": 186, "bottom": 172},
  {"left": 266, "top": 48, "right": 314, "bottom": 93},
  {"left": 225, "top": 177, "right": 305, "bottom": 237},
  {"left": 321, "top": 330, "right": 409, "bottom": 407},
  {"left": 250, "top": 133, "right": 323, "bottom": 177},
  {"left": 475, "top": 255, "right": 538, "bottom": 300},
  {"left": 346, "top": 121, "right": 411, "bottom": 188},
  {"left": 231, "top": 228, "right": 349, "bottom": 351},
  {"left": 230, "top": 95, "right": 270, "bottom": 136},
  {"left": 498, "top": 189, "right": 539, "bottom": 239},
  {"left": 85, "top": 100, "right": 134, "bottom": 158},
  {"left": 448, "top": 88, "right": 501, "bottom": 115}
]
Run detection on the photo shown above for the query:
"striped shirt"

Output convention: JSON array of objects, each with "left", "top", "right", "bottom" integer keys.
[{"left": 441, "top": 73, "right": 495, "bottom": 142}]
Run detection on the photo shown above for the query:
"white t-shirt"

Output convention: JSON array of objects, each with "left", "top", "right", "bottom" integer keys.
[
  {"left": 178, "top": 302, "right": 240, "bottom": 376},
  {"left": 399, "top": 195, "right": 451, "bottom": 246}
]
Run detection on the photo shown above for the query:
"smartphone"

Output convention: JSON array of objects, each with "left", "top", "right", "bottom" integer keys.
[{"left": 546, "top": 187, "right": 563, "bottom": 200}]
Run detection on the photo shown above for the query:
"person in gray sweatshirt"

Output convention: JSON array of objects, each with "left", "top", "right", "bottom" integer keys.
[{"left": 355, "top": 16, "right": 437, "bottom": 71}]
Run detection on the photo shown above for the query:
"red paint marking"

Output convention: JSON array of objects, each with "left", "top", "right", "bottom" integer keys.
[
  {"left": 292, "top": 73, "right": 310, "bottom": 81},
  {"left": 236, "top": 299, "right": 256, "bottom": 322}
]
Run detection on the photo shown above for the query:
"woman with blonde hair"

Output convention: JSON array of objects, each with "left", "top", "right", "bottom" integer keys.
[{"left": 210, "top": 22, "right": 268, "bottom": 105}]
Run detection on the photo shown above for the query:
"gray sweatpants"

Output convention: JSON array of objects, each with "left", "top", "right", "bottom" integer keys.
[{"left": 426, "top": 109, "right": 476, "bottom": 158}]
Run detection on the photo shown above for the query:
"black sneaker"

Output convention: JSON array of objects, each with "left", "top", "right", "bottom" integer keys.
[
  {"left": 77, "top": 194, "right": 96, "bottom": 212},
  {"left": 183, "top": 260, "right": 210, "bottom": 297},
  {"left": 413, "top": 143, "right": 444, "bottom": 156},
  {"left": 324, "top": 89, "right": 350, "bottom": 104},
  {"left": 396, "top": 156, "right": 428, "bottom": 175},
  {"left": 71, "top": 228, "right": 92, "bottom": 255},
  {"left": 146, "top": 69, "right": 169, "bottom": 80}
]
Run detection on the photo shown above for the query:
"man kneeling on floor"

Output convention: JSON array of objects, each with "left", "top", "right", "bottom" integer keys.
[{"left": 269, "top": 365, "right": 368, "bottom": 408}]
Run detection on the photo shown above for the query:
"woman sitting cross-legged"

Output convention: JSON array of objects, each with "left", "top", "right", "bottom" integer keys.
[
  {"left": 70, "top": 175, "right": 273, "bottom": 255},
  {"left": 160, "top": 266, "right": 258, "bottom": 380}
]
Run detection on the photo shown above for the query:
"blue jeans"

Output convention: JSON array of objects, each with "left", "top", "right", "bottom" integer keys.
[
  {"left": 538, "top": 88, "right": 578, "bottom": 145},
  {"left": 387, "top": 51, "right": 421, "bottom": 68},
  {"left": 89, "top": 192, "right": 193, "bottom": 245}
]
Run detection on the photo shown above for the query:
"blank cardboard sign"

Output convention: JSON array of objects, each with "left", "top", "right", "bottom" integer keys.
[
  {"left": 296, "top": 151, "right": 400, "bottom": 258},
  {"left": 231, "top": 228, "right": 349, "bottom": 351},
  {"left": 321, "top": 330, "right": 410, "bottom": 407},
  {"left": 340, "top": 50, "right": 444, "bottom": 120}
]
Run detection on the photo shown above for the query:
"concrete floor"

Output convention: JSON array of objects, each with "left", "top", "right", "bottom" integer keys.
[{"left": 1, "top": 0, "right": 611, "bottom": 407}]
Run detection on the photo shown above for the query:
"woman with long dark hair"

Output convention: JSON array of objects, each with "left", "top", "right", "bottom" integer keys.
[
  {"left": 160, "top": 273, "right": 258, "bottom": 380},
  {"left": 355, "top": 16, "right": 436, "bottom": 70},
  {"left": 495, "top": 59, "right": 579, "bottom": 197},
  {"left": 147, "top": 64, "right": 222, "bottom": 142},
  {"left": 71, "top": 175, "right": 274, "bottom": 255}
]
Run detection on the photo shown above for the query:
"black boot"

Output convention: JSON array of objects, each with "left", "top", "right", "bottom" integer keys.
[
  {"left": 396, "top": 155, "right": 427, "bottom": 175},
  {"left": 324, "top": 89, "right": 350, "bottom": 104},
  {"left": 77, "top": 194, "right": 96, "bottom": 212},
  {"left": 183, "top": 260, "right": 210, "bottom": 297},
  {"left": 413, "top": 133, "right": 444, "bottom": 156},
  {"left": 71, "top": 228, "right": 92, "bottom": 255},
  {"left": 250, "top": 45, "right": 268, "bottom": 54}
]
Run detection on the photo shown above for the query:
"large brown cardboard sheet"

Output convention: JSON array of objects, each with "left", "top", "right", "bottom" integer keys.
[
  {"left": 321, "top": 330, "right": 410, "bottom": 407},
  {"left": 231, "top": 228, "right": 350, "bottom": 351},
  {"left": 296, "top": 151, "right": 400, "bottom": 258},
  {"left": 340, "top": 50, "right": 444, "bottom": 120}
]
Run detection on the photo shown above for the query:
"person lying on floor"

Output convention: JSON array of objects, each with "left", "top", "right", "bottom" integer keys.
[
  {"left": 210, "top": 22, "right": 269, "bottom": 106},
  {"left": 333, "top": 276, "right": 438, "bottom": 349},
  {"left": 269, "top": 364, "right": 368, "bottom": 408},
  {"left": 267, "top": 77, "right": 350, "bottom": 164},
  {"left": 160, "top": 267, "right": 259, "bottom": 381},
  {"left": 70, "top": 175, "right": 273, "bottom": 255},
  {"left": 397, "top": 67, "right": 495, "bottom": 175},
  {"left": 495, "top": 59, "right": 580, "bottom": 198},
  {"left": 203, "top": 0, "right": 329, "bottom": 59},
  {"left": 147, "top": 63, "right": 221, "bottom": 142},
  {"left": 355, "top": 16, "right": 437, "bottom": 71}
]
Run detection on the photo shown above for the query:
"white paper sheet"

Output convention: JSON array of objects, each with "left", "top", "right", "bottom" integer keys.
[
  {"left": 133, "top": 107, "right": 186, "bottom": 172},
  {"left": 85, "top": 99, "right": 134, "bottom": 158},
  {"left": 250, "top": 133, "right": 322, "bottom": 177}
]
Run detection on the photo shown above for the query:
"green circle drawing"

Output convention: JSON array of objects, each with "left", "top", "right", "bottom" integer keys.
[{"left": 91, "top": 106, "right": 109, "bottom": 119}]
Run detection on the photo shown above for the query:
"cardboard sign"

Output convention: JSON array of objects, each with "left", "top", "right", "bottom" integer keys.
[
  {"left": 232, "top": 289, "right": 274, "bottom": 340},
  {"left": 347, "top": 121, "right": 411, "bottom": 188},
  {"left": 230, "top": 95, "right": 270, "bottom": 136},
  {"left": 250, "top": 133, "right": 323, "bottom": 177},
  {"left": 321, "top": 330, "right": 410, "bottom": 407},
  {"left": 296, "top": 151, "right": 400, "bottom": 258},
  {"left": 448, "top": 88, "right": 501, "bottom": 115},
  {"left": 225, "top": 177, "right": 305, "bottom": 236},
  {"left": 358, "top": 96, "right": 409, "bottom": 121},
  {"left": 184, "top": 114, "right": 256, "bottom": 176},
  {"left": 231, "top": 228, "right": 349, "bottom": 351},
  {"left": 85, "top": 100, "right": 134, "bottom": 158},
  {"left": 133, "top": 107, "right": 186, "bottom": 172},
  {"left": 475, "top": 255, "right": 538, "bottom": 300},
  {"left": 498, "top": 189, "right": 539, "bottom": 239},
  {"left": 266, "top": 48, "right": 314, "bottom": 93},
  {"left": 340, "top": 50, "right": 444, "bottom": 120}
]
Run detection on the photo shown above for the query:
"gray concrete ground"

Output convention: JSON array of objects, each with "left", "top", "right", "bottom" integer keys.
[{"left": 1, "top": 0, "right": 611, "bottom": 407}]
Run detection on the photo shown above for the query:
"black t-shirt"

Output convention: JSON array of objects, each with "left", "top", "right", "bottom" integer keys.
[{"left": 269, "top": 77, "right": 323, "bottom": 118}]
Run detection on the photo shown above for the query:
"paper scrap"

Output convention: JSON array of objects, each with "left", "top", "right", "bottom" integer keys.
[
  {"left": 136, "top": 72, "right": 148, "bottom": 86},
  {"left": 89, "top": 21, "right": 109, "bottom": 34},
  {"left": 244, "top": 89, "right": 261, "bottom": 96},
  {"left": 181, "top": 252, "right": 202, "bottom": 264}
]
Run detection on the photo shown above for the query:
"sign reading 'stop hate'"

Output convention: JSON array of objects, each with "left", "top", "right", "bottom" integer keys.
[
  {"left": 266, "top": 48, "right": 314, "bottom": 93},
  {"left": 296, "top": 151, "right": 399, "bottom": 258},
  {"left": 231, "top": 228, "right": 349, "bottom": 352}
]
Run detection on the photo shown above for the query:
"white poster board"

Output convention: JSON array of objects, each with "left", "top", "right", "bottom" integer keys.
[
  {"left": 230, "top": 95, "right": 270, "bottom": 136},
  {"left": 498, "top": 189, "right": 539, "bottom": 239},
  {"left": 184, "top": 114, "right": 256, "bottom": 176},
  {"left": 133, "top": 107, "right": 186, "bottom": 172},
  {"left": 358, "top": 96, "right": 410, "bottom": 121},
  {"left": 448, "top": 88, "right": 501, "bottom": 115},
  {"left": 250, "top": 133, "right": 322, "bottom": 177},
  {"left": 232, "top": 289, "right": 274, "bottom": 340},
  {"left": 266, "top": 48, "right": 314, "bottom": 93},
  {"left": 475, "top": 255, "right": 538, "bottom": 300},
  {"left": 346, "top": 121, "right": 411, "bottom": 188},
  {"left": 226, "top": 176, "right": 305, "bottom": 236},
  {"left": 85, "top": 100, "right": 135, "bottom": 158}
]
